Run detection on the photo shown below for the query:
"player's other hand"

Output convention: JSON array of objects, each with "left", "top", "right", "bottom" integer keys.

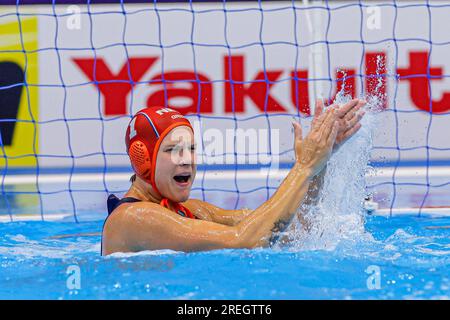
[
  {"left": 313, "top": 98, "right": 366, "bottom": 152},
  {"left": 292, "top": 108, "right": 339, "bottom": 177}
]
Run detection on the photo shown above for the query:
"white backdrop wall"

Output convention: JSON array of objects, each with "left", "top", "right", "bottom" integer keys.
[{"left": 2, "top": 1, "right": 450, "bottom": 169}]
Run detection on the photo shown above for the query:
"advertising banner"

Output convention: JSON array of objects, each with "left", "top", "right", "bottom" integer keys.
[{"left": 0, "top": 1, "right": 449, "bottom": 170}]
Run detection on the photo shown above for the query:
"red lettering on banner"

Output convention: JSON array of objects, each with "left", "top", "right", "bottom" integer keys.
[
  {"left": 72, "top": 50, "right": 450, "bottom": 116},
  {"left": 147, "top": 72, "right": 213, "bottom": 114},
  {"left": 397, "top": 51, "right": 450, "bottom": 113},
  {"left": 327, "top": 69, "right": 356, "bottom": 105},
  {"left": 290, "top": 70, "right": 310, "bottom": 115},
  {"left": 224, "top": 55, "right": 287, "bottom": 113},
  {"left": 73, "top": 57, "right": 157, "bottom": 115},
  {"left": 365, "top": 52, "right": 387, "bottom": 109}
]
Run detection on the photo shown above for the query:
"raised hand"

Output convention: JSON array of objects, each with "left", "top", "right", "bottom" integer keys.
[
  {"left": 313, "top": 98, "right": 366, "bottom": 151},
  {"left": 292, "top": 108, "right": 339, "bottom": 177}
]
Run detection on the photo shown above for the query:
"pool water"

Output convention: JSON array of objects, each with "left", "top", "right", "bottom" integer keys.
[
  {"left": 1, "top": 108, "right": 448, "bottom": 300},
  {"left": 0, "top": 214, "right": 449, "bottom": 299}
]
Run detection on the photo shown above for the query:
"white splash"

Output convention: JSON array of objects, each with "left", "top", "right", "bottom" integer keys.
[{"left": 278, "top": 77, "right": 386, "bottom": 251}]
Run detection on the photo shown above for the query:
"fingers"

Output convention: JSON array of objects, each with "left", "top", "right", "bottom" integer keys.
[
  {"left": 292, "top": 121, "right": 303, "bottom": 142},
  {"left": 314, "top": 99, "right": 324, "bottom": 119},
  {"left": 311, "top": 98, "right": 366, "bottom": 149},
  {"left": 340, "top": 101, "right": 366, "bottom": 134},
  {"left": 346, "top": 109, "right": 365, "bottom": 129},
  {"left": 311, "top": 106, "right": 328, "bottom": 132},
  {"left": 327, "top": 120, "right": 339, "bottom": 147},
  {"left": 340, "top": 122, "right": 362, "bottom": 144},
  {"left": 357, "top": 99, "right": 367, "bottom": 110},
  {"left": 318, "top": 108, "right": 338, "bottom": 141},
  {"left": 337, "top": 98, "right": 365, "bottom": 119},
  {"left": 335, "top": 99, "right": 366, "bottom": 139},
  {"left": 344, "top": 99, "right": 366, "bottom": 119},
  {"left": 336, "top": 98, "right": 358, "bottom": 118},
  {"left": 338, "top": 108, "right": 365, "bottom": 135}
]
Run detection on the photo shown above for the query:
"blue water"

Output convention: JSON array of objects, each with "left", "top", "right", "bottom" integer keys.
[
  {"left": 0, "top": 104, "right": 447, "bottom": 299},
  {"left": 0, "top": 214, "right": 449, "bottom": 299}
]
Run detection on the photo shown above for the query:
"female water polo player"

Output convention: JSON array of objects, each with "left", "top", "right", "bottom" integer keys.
[{"left": 101, "top": 99, "right": 365, "bottom": 255}]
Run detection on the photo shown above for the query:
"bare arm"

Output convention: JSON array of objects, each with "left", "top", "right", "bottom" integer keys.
[
  {"left": 296, "top": 165, "right": 327, "bottom": 231},
  {"left": 184, "top": 166, "right": 325, "bottom": 228},
  {"left": 211, "top": 107, "right": 340, "bottom": 248},
  {"left": 108, "top": 109, "right": 339, "bottom": 254},
  {"left": 184, "top": 199, "right": 253, "bottom": 226},
  {"left": 284, "top": 98, "right": 367, "bottom": 236},
  {"left": 184, "top": 99, "right": 361, "bottom": 228},
  {"left": 117, "top": 161, "right": 316, "bottom": 253}
]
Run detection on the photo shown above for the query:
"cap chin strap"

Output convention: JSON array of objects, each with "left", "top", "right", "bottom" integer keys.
[{"left": 160, "top": 198, "right": 195, "bottom": 219}]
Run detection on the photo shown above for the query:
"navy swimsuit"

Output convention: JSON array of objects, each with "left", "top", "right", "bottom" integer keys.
[{"left": 106, "top": 194, "right": 141, "bottom": 215}]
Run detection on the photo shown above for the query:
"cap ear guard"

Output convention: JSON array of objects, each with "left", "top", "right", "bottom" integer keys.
[{"left": 129, "top": 140, "right": 152, "bottom": 183}]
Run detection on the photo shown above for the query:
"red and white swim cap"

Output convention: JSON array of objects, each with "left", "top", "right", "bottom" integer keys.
[{"left": 125, "top": 107, "right": 193, "bottom": 195}]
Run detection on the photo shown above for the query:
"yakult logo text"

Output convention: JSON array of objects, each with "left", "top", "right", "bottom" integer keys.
[{"left": 73, "top": 51, "right": 450, "bottom": 116}]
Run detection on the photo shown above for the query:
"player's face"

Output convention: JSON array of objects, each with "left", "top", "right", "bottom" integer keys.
[{"left": 154, "top": 126, "right": 196, "bottom": 202}]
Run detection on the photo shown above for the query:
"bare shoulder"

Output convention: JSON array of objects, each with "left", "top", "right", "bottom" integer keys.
[
  {"left": 101, "top": 201, "right": 165, "bottom": 255},
  {"left": 104, "top": 201, "right": 160, "bottom": 227}
]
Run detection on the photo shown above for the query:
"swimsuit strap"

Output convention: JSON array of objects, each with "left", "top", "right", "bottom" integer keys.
[
  {"left": 107, "top": 194, "right": 142, "bottom": 215},
  {"left": 160, "top": 198, "right": 195, "bottom": 219},
  {"left": 107, "top": 194, "right": 194, "bottom": 219}
]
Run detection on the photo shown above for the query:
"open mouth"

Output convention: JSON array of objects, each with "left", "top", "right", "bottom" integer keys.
[{"left": 173, "top": 174, "right": 191, "bottom": 184}]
